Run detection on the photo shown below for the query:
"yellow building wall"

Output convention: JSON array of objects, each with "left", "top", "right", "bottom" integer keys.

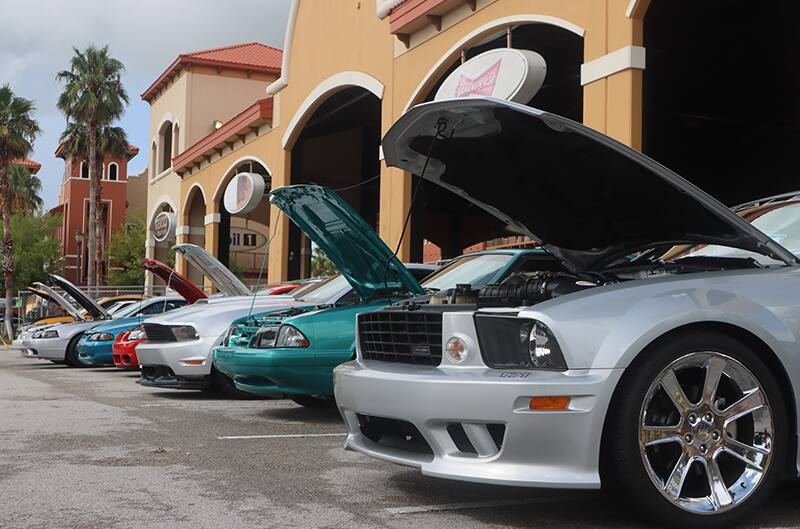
[{"left": 175, "top": 0, "right": 648, "bottom": 283}]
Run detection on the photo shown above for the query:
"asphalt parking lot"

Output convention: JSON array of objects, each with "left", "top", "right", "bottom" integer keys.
[{"left": 1, "top": 352, "right": 799, "bottom": 529}]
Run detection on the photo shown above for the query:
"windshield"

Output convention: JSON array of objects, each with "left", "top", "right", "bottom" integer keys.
[
  {"left": 294, "top": 274, "right": 350, "bottom": 304},
  {"left": 678, "top": 202, "right": 800, "bottom": 265},
  {"left": 112, "top": 300, "right": 151, "bottom": 318},
  {"left": 421, "top": 253, "right": 514, "bottom": 291},
  {"left": 105, "top": 301, "right": 134, "bottom": 316}
]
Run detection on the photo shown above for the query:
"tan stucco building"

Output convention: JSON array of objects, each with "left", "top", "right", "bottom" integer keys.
[{"left": 145, "top": 0, "right": 800, "bottom": 285}]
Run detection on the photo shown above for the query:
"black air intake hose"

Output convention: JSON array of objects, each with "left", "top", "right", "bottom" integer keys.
[{"left": 478, "top": 272, "right": 597, "bottom": 308}]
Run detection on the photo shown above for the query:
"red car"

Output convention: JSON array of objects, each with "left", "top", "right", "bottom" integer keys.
[
  {"left": 112, "top": 327, "right": 146, "bottom": 369},
  {"left": 111, "top": 259, "right": 206, "bottom": 370}
]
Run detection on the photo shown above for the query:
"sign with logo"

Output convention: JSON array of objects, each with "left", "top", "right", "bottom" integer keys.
[
  {"left": 223, "top": 172, "right": 266, "bottom": 215},
  {"left": 435, "top": 48, "right": 547, "bottom": 104},
  {"left": 152, "top": 211, "right": 176, "bottom": 242}
]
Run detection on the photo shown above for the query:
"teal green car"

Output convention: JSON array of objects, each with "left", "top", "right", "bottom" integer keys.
[{"left": 212, "top": 184, "right": 563, "bottom": 407}]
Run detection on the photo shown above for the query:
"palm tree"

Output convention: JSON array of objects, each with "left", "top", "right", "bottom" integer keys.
[
  {"left": 56, "top": 45, "right": 128, "bottom": 288},
  {"left": 8, "top": 164, "right": 43, "bottom": 214},
  {"left": 0, "top": 85, "right": 40, "bottom": 338},
  {"left": 60, "top": 122, "right": 129, "bottom": 281}
]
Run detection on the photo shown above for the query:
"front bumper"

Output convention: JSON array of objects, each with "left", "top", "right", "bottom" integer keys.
[
  {"left": 21, "top": 337, "right": 66, "bottom": 361},
  {"left": 334, "top": 360, "right": 623, "bottom": 489},
  {"left": 213, "top": 345, "right": 320, "bottom": 395},
  {"left": 12, "top": 338, "right": 37, "bottom": 358},
  {"left": 135, "top": 337, "right": 215, "bottom": 388},
  {"left": 112, "top": 340, "right": 142, "bottom": 369},
  {"left": 76, "top": 340, "right": 114, "bottom": 366}
]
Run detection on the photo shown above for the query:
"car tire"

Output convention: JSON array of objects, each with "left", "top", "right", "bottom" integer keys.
[
  {"left": 209, "top": 365, "right": 260, "bottom": 399},
  {"left": 603, "top": 330, "right": 788, "bottom": 529},
  {"left": 289, "top": 394, "right": 335, "bottom": 408},
  {"left": 64, "top": 335, "right": 87, "bottom": 368}
]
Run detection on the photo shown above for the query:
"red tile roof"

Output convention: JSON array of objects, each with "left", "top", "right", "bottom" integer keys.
[
  {"left": 12, "top": 158, "right": 41, "bottom": 174},
  {"left": 54, "top": 142, "right": 139, "bottom": 160},
  {"left": 142, "top": 42, "right": 283, "bottom": 102}
]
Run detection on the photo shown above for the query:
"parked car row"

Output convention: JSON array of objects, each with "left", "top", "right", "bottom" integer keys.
[{"left": 14, "top": 97, "right": 800, "bottom": 528}]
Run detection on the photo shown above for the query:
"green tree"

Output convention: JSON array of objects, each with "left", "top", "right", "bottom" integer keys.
[
  {"left": 57, "top": 45, "right": 129, "bottom": 288},
  {"left": 8, "top": 164, "right": 43, "bottom": 214},
  {"left": 0, "top": 85, "right": 40, "bottom": 337},
  {"left": 311, "top": 246, "right": 337, "bottom": 277},
  {"left": 4, "top": 213, "right": 62, "bottom": 294},
  {"left": 107, "top": 209, "right": 146, "bottom": 285}
]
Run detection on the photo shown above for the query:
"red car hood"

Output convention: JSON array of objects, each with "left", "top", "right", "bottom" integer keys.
[{"left": 141, "top": 258, "right": 207, "bottom": 304}]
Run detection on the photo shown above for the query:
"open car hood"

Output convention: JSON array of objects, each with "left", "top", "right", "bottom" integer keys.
[
  {"left": 32, "top": 282, "right": 85, "bottom": 321},
  {"left": 141, "top": 258, "right": 207, "bottom": 304},
  {"left": 269, "top": 185, "right": 423, "bottom": 299},
  {"left": 382, "top": 98, "right": 798, "bottom": 271},
  {"left": 48, "top": 274, "right": 109, "bottom": 319},
  {"left": 173, "top": 244, "right": 251, "bottom": 297}
]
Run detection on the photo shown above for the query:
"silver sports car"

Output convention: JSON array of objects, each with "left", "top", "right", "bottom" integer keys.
[{"left": 334, "top": 98, "right": 800, "bottom": 528}]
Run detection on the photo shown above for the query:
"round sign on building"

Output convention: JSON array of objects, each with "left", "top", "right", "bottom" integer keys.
[
  {"left": 223, "top": 173, "right": 266, "bottom": 215},
  {"left": 435, "top": 48, "right": 547, "bottom": 104},
  {"left": 152, "top": 211, "right": 176, "bottom": 242}
]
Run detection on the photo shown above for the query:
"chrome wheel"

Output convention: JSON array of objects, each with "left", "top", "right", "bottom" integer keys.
[{"left": 638, "top": 352, "right": 773, "bottom": 514}]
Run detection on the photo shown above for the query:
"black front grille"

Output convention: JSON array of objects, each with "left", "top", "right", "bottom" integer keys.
[
  {"left": 143, "top": 323, "right": 176, "bottom": 343},
  {"left": 359, "top": 310, "right": 442, "bottom": 365}
]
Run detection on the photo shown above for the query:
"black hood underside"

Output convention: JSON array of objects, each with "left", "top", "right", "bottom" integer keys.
[{"left": 382, "top": 98, "right": 797, "bottom": 271}]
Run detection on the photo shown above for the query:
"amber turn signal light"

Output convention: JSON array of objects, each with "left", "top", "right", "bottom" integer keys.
[{"left": 529, "top": 396, "right": 570, "bottom": 410}]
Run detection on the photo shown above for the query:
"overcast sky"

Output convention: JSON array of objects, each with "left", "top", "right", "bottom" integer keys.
[{"left": 0, "top": 0, "right": 292, "bottom": 209}]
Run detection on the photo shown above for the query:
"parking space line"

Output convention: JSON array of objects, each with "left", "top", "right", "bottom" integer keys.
[
  {"left": 217, "top": 433, "right": 347, "bottom": 440},
  {"left": 384, "top": 495, "right": 581, "bottom": 515}
]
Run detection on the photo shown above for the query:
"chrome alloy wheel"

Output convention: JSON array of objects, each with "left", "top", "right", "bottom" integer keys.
[{"left": 638, "top": 352, "right": 773, "bottom": 514}]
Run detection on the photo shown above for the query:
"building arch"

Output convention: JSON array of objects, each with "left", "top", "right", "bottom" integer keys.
[
  {"left": 281, "top": 71, "right": 385, "bottom": 149},
  {"left": 182, "top": 183, "right": 208, "bottom": 222},
  {"left": 149, "top": 195, "right": 177, "bottom": 228},
  {"left": 403, "top": 14, "right": 585, "bottom": 112}
]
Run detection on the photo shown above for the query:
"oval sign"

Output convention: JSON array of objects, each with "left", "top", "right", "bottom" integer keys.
[
  {"left": 435, "top": 48, "right": 547, "bottom": 104},
  {"left": 223, "top": 172, "right": 266, "bottom": 215},
  {"left": 152, "top": 211, "right": 176, "bottom": 242}
]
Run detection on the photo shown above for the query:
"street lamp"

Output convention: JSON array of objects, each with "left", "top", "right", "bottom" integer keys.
[{"left": 75, "top": 229, "right": 84, "bottom": 285}]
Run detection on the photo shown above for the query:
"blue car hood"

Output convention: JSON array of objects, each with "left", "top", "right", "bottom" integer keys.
[
  {"left": 88, "top": 317, "right": 142, "bottom": 336},
  {"left": 269, "top": 185, "right": 424, "bottom": 299}
]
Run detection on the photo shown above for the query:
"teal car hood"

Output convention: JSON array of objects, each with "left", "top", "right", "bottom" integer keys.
[
  {"left": 86, "top": 316, "right": 143, "bottom": 336},
  {"left": 269, "top": 185, "right": 424, "bottom": 299}
]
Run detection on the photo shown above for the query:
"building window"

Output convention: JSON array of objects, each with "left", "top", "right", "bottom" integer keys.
[
  {"left": 107, "top": 163, "right": 118, "bottom": 181},
  {"left": 243, "top": 233, "right": 257, "bottom": 246},
  {"left": 159, "top": 120, "right": 173, "bottom": 173},
  {"left": 230, "top": 233, "right": 241, "bottom": 246},
  {"left": 80, "top": 161, "right": 89, "bottom": 179}
]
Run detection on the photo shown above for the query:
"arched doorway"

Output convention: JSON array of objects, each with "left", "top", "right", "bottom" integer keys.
[
  {"left": 408, "top": 21, "right": 584, "bottom": 262},
  {"left": 216, "top": 158, "right": 272, "bottom": 281},
  {"left": 183, "top": 185, "right": 207, "bottom": 287},
  {"left": 643, "top": 1, "right": 800, "bottom": 205},
  {"left": 286, "top": 85, "right": 382, "bottom": 279}
]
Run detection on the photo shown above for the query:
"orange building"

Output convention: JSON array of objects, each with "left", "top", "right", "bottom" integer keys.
[{"left": 50, "top": 143, "right": 139, "bottom": 284}]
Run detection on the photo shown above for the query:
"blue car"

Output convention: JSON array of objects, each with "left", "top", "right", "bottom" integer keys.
[{"left": 76, "top": 296, "right": 189, "bottom": 366}]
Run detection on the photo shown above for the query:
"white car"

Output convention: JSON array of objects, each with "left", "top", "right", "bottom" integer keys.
[
  {"left": 136, "top": 243, "right": 312, "bottom": 393},
  {"left": 335, "top": 97, "right": 800, "bottom": 528}
]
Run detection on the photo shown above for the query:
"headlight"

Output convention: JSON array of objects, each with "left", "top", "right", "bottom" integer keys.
[
  {"left": 522, "top": 320, "right": 566, "bottom": 370},
  {"left": 170, "top": 325, "right": 198, "bottom": 341},
  {"left": 274, "top": 325, "right": 309, "bottom": 348},
  {"left": 474, "top": 316, "right": 567, "bottom": 370},
  {"left": 88, "top": 332, "right": 115, "bottom": 342},
  {"left": 33, "top": 329, "right": 58, "bottom": 339},
  {"left": 251, "top": 325, "right": 280, "bottom": 349},
  {"left": 127, "top": 327, "right": 146, "bottom": 341}
]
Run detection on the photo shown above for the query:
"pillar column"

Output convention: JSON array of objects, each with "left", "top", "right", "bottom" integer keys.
[
  {"left": 378, "top": 164, "right": 412, "bottom": 261},
  {"left": 144, "top": 237, "right": 156, "bottom": 296},
  {"left": 267, "top": 149, "right": 291, "bottom": 282}
]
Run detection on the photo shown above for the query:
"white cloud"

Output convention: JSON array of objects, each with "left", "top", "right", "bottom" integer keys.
[{"left": 0, "top": 0, "right": 291, "bottom": 208}]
